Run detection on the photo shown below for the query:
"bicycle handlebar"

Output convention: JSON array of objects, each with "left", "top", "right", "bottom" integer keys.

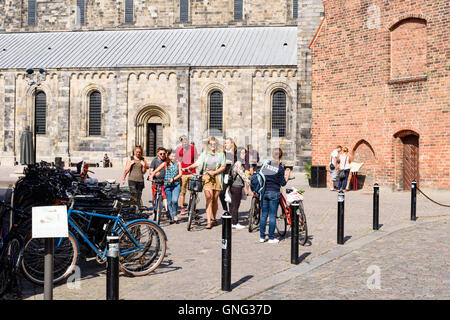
[{"left": 182, "top": 168, "right": 212, "bottom": 177}]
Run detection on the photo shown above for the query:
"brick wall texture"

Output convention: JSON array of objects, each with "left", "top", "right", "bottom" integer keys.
[{"left": 310, "top": 0, "right": 449, "bottom": 189}]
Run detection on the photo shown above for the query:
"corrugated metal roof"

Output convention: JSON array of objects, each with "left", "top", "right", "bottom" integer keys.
[{"left": 0, "top": 27, "right": 297, "bottom": 69}]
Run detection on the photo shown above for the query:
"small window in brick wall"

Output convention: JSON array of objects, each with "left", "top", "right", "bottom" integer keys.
[
  {"left": 209, "top": 91, "right": 223, "bottom": 136},
  {"left": 390, "top": 18, "right": 427, "bottom": 80},
  {"left": 125, "top": 0, "right": 134, "bottom": 23},
  {"left": 180, "top": 0, "right": 189, "bottom": 22},
  {"left": 89, "top": 91, "right": 102, "bottom": 136},
  {"left": 28, "top": 0, "right": 36, "bottom": 26},
  {"left": 272, "top": 90, "right": 287, "bottom": 138},
  {"left": 35, "top": 91, "right": 46, "bottom": 135}
]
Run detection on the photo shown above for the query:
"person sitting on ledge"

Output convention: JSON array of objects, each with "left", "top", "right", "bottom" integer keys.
[{"left": 103, "top": 153, "right": 111, "bottom": 168}]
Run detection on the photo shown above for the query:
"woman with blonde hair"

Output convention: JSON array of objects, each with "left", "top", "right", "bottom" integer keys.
[
  {"left": 122, "top": 145, "right": 148, "bottom": 206},
  {"left": 220, "top": 137, "right": 238, "bottom": 211},
  {"left": 184, "top": 137, "right": 226, "bottom": 229},
  {"left": 229, "top": 147, "right": 250, "bottom": 229},
  {"left": 337, "top": 147, "right": 352, "bottom": 192}
]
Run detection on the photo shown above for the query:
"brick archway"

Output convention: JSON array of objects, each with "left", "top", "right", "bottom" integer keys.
[{"left": 352, "top": 139, "right": 377, "bottom": 188}]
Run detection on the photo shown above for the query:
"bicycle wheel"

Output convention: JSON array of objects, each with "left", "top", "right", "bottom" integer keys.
[
  {"left": 119, "top": 220, "right": 167, "bottom": 276},
  {"left": 275, "top": 203, "right": 287, "bottom": 237},
  {"left": 0, "top": 259, "right": 8, "bottom": 296},
  {"left": 248, "top": 197, "right": 259, "bottom": 233},
  {"left": 187, "top": 193, "right": 197, "bottom": 231},
  {"left": 153, "top": 195, "right": 161, "bottom": 225},
  {"left": 0, "top": 236, "right": 23, "bottom": 296},
  {"left": 21, "top": 233, "right": 79, "bottom": 285},
  {"left": 298, "top": 202, "right": 308, "bottom": 246}
]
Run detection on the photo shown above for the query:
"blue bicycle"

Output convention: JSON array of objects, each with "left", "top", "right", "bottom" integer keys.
[{"left": 20, "top": 196, "right": 167, "bottom": 285}]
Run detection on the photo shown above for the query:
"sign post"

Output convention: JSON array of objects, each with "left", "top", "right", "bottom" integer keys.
[{"left": 32, "top": 206, "right": 69, "bottom": 300}]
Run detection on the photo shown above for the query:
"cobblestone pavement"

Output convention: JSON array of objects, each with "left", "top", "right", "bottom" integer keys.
[
  {"left": 252, "top": 218, "right": 450, "bottom": 300},
  {"left": 1, "top": 167, "right": 449, "bottom": 300}
]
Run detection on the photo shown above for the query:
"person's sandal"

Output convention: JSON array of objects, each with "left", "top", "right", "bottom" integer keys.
[
  {"left": 206, "top": 222, "right": 212, "bottom": 229},
  {"left": 212, "top": 219, "right": 217, "bottom": 227}
]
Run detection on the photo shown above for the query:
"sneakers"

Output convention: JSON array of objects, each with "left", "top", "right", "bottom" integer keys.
[
  {"left": 259, "top": 238, "right": 266, "bottom": 243},
  {"left": 232, "top": 224, "right": 245, "bottom": 230},
  {"left": 180, "top": 208, "right": 187, "bottom": 215},
  {"left": 268, "top": 239, "right": 280, "bottom": 244}
]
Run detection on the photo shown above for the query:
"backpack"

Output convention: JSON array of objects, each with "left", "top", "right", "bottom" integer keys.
[{"left": 250, "top": 161, "right": 269, "bottom": 196}]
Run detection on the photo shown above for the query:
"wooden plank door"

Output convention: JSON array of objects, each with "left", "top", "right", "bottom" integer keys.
[
  {"left": 402, "top": 135, "right": 419, "bottom": 190},
  {"left": 147, "top": 123, "right": 157, "bottom": 157}
]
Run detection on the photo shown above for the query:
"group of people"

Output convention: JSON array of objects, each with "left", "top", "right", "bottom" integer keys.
[
  {"left": 329, "top": 145, "right": 353, "bottom": 192},
  {"left": 121, "top": 136, "right": 292, "bottom": 244}
]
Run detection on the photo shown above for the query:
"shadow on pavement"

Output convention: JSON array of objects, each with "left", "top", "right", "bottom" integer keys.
[{"left": 231, "top": 275, "right": 254, "bottom": 290}]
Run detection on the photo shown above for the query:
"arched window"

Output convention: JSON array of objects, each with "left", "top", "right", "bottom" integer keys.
[
  {"left": 35, "top": 91, "right": 46, "bottom": 135},
  {"left": 180, "top": 0, "right": 189, "bottom": 22},
  {"left": 77, "top": 0, "right": 85, "bottom": 25},
  {"left": 209, "top": 91, "right": 223, "bottom": 136},
  {"left": 125, "top": 0, "right": 134, "bottom": 23},
  {"left": 390, "top": 18, "right": 427, "bottom": 79},
  {"left": 272, "top": 90, "right": 287, "bottom": 138},
  {"left": 28, "top": 0, "right": 36, "bottom": 26},
  {"left": 89, "top": 91, "right": 102, "bottom": 136},
  {"left": 234, "top": 0, "right": 243, "bottom": 21}
]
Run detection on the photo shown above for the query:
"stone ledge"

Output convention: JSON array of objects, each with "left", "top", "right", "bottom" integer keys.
[{"left": 387, "top": 75, "right": 427, "bottom": 85}]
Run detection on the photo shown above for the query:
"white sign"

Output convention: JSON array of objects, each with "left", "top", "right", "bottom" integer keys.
[{"left": 32, "top": 206, "right": 69, "bottom": 238}]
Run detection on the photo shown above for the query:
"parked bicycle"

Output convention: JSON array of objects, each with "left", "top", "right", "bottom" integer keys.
[
  {"left": 20, "top": 195, "right": 167, "bottom": 285},
  {"left": 247, "top": 176, "right": 308, "bottom": 245},
  {"left": 183, "top": 169, "right": 211, "bottom": 231},
  {"left": 150, "top": 180, "right": 166, "bottom": 225},
  {"left": 0, "top": 201, "right": 26, "bottom": 297},
  {"left": 276, "top": 186, "right": 308, "bottom": 246}
]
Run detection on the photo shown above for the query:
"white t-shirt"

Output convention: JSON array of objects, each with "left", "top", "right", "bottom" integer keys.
[
  {"left": 330, "top": 149, "right": 339, "bottom": 166},
  {"left": 339, "top": 154, "right": 351, "bottom": 170}
]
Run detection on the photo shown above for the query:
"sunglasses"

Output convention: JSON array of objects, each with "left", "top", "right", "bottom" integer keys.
[{"left": 158, "top": 153, "right": 166, "bottom": 156}]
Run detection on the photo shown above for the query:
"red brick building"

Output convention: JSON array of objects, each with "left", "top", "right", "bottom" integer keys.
[{"left": 310, "top": 0, "right": 449, "bottom": 190}]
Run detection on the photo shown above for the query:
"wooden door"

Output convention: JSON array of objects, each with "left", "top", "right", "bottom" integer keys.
[
  {"left": 146, "top": 124, "right": 157, "bottom": 157},
  {"left": 402, "top": 135, "right": 419, "bottom": 190},
  {"left": 146, "top": 123, "right": 163, "bottom": 157}
]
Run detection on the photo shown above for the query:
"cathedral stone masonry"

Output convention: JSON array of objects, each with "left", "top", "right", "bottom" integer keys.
[
  {"left": 0, "top": 0, "right": 300, "bottom": 32},
  {"left": 0, "top": 1, "right": 326, "bottom": 169}
]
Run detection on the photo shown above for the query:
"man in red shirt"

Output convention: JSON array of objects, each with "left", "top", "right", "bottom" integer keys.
[{"left": 176, "top": 135, "right": 198, "bottom": 214}]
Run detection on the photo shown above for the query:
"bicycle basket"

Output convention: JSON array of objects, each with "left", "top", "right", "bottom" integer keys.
[{"left": 188, "top": 176, "right": 203, "bottom": 192}]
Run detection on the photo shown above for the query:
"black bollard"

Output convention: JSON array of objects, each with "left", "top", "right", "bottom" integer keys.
[
  {"left": 221, "top": 212, "right": 232, "bottom": 292},
  {"left": 373, "top": 183, "right": 379, "bottom": 230},
  {"left": 106, "top": 231, "right": 120, "bottom": 300},
  {"left": 43, "top": 238, "right": 54, "bottom": 300},
  {"left": 337, "top": 191, "right": 345, "bottom": 245},
  {"left": 290, "top": 205, "right": 299, "bottom": 265},
  {"left": 411, "top": 180, "right": 417, "bottom": 221}
]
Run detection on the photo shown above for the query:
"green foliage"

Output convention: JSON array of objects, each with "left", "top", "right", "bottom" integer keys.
[{"left": 304, "top": 162, "right": 312, "bottom": 180}]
